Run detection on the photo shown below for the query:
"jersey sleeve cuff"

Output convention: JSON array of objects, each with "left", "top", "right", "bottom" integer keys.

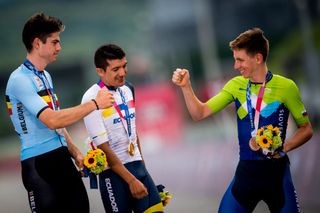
[{"left": 36, "top": 106, "right": 50, "bottom": 118}]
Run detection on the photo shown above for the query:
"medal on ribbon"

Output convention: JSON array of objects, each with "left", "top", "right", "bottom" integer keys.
[
  {"left": 97, "top": 81, "right": 136, "bottom": 157},
  {"left": 249, "top": 137, "right": 260, "bottom": 151},
  {"left": 246, "top": 72, "right": 267, "bottom": 152},
  {"left": 128, "top": 140, "right": 135, "bottom": 156}
]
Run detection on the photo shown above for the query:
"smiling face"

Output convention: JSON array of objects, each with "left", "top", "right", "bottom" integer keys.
[
  {"left": 233, "top": 49, "right": 263, "bottom": 80},
  {"left": 97, "top": 57, "right": 128, "bottom": 87}
]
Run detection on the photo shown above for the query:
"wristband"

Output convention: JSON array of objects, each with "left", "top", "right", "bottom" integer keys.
[{"left": 91, "top": 99, "right": 99, "bottom": 110}]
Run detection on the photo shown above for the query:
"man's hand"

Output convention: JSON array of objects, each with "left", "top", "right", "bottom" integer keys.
[
  {"left": 128, "top": 178, "right": 148, "bottom": 199},
  {"left": 172, "top": 68, "right": 190, "bottom": 87},
  {"left": 95, "top": 88, "right": 114, "bottom": 109},
  {"left": 74, "top": 153, "right": 85, "bottom": 176}
]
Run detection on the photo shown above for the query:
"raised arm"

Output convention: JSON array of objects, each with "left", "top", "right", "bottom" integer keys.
[
  {"left": 39, "top": 88, "right": 114, "bottom": 129},
  {"left": 172, "top": 68, "right": 212, "bottom": 121}
]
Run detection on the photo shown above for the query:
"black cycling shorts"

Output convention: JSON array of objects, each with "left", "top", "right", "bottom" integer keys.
[
  {"left": 21, "top": 146, "right": 89, "bottom": 213},
  {"left": 99, "top": 160, "right": 164, "bottom": 213}
]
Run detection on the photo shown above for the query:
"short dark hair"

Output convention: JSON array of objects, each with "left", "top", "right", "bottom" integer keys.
[
  {"left": 94, "top": 44, "right": 126, "bottom": 69},
  {"left": 22, "top": 12, "right": 64, "bottom": 52},
  {"left": 229, "top": 28, "right": 269, "bottom": 62}
]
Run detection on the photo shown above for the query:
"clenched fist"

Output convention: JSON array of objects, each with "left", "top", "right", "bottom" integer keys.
[
  {"left": 172, "top": 68, "right": 190, "bottom": 87},
  {"left": 95, "top": 88, "right": 114, "bottom": 109}
]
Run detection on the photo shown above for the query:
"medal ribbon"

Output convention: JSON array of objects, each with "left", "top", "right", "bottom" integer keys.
[
  {"left": 98, "top": 81, "right": 132, "bottom": 140},
  {"left": 246, "top": 72, "right": 271, "bottom": 137},
  {"left": 23, "top": 59, "right": 59, "bottom": 110},
  {"left": 23, "top": 59, "right": 64, "bottom": 139}
]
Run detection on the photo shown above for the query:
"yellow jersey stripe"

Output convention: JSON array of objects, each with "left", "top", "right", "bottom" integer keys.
[{"left": 143, "top": 202, "right": 164, "bottom": 213}]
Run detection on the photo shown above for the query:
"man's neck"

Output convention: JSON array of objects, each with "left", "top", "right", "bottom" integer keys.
[
  {"left": 250, "top": 66, "right": 268, "bottom": 83},
  {"left": 26, "top": 54, "right": 47, "bottom": 71}
]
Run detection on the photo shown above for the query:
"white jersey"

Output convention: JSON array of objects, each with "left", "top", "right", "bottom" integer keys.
[{"left": 81, "top": 81, "right": 142, "bottom": 165}]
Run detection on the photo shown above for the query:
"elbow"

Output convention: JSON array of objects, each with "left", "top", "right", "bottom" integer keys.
[
  {"left": 306, "top": 127, "right": 313, "bottom": 142},
  {"left": 191, "top": 114, "right": 205, "bottom": 122},
  {"left": 192, "top": 116, "right": 201, "bottom": 122},
  {"left": 303, "top": 123, "right": 314, "bottom": 143}
]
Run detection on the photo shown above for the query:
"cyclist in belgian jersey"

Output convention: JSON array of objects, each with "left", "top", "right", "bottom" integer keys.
[
  {"left": 81, "top": 44, "right": 164, "bottom": 213},
  {"left": 172, "top": 28, "right": 313, "bottom": 212},
  {"left": 5, "top": 12, "right": 114, "bottom": 213}
]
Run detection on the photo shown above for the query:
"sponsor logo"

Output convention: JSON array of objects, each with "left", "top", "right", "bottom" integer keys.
[
  {"left": 28, "top": 191, "right": 37, "bottom": 213},
  {"left": 17, "top": 102, "right": 28, "bottom": 134},
  {"left": 113, "top": 113, "right": 135, "bottom": 124},
  {"left": 105, "top": 178, "right": 119, "bottom": 212},
  {"left": 278, "top": 109, "right": 285, "bottom": 133},
  {"left": 34, "top": 76, "right": 44, "bottom": 89}
]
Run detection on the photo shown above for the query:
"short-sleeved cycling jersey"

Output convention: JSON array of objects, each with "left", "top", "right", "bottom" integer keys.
[
  {"left": 206, "top": 71, "right": 308, "bottom": 212},
  {"left": 81, "top": 81, "right": 142, "bottom": 165},
  {"left": 5, "top": 62, "right": 66, "bottom": 160},
  {"left": 82, "top": 81, "right": 163, "bottom": 212},
  {"left": 207, "top": 71, "right": 309, "bottom": 160}
]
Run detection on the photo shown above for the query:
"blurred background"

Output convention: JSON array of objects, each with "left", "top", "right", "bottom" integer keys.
[{"left": 0, "top": 0, "right": 319, "bottom": 212}]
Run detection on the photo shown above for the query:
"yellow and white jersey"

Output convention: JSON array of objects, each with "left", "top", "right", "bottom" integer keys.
[{"left": 81, "top": 81, "right": 142, "bottom": 165}]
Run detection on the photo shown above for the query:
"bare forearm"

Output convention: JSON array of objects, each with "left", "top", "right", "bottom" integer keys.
[
  {"left": 99, "top": 143, "right": 136, "bottom": 184},
  {"left": 40, "top": 100, "right": 97, "bottom": 129},
  {"left": 283, "top": 122, "right": 313, "bottom": 153},
  {"left": 137, "top": 133, "right": 144, "bottom": 162},
  {"left": 181, "top": 84, "right": 210, "bottom": 121},
  {"left": 63, "top": 128, "right": 82, "bottom": 158}
]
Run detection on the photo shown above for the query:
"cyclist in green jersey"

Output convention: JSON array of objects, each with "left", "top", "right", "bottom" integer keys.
[{"left": 172, "top": 28, "right": 313, "bottom": 212}]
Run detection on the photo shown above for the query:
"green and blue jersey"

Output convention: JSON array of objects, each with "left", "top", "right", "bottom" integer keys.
[{"left": 207, "top": 71, "right": 309, "bottom": 160}]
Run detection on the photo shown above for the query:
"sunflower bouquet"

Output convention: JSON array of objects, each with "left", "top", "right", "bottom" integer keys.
[
  {"left": 255, "top": 124, "right": 283, "bottom": 157},
  {"left": 84, "top": 148, "right": 108, "bottom": 175}
]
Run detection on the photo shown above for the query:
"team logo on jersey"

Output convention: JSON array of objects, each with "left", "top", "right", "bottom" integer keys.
[
  {"left": 33, "top": 76, "right": 44, "bottom": 89},
  {"left": 6, "top": 95, "right": 12, "bottom": 115}
]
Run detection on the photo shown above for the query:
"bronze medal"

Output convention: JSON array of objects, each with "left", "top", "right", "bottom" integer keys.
[
  {"left": 249, "top": 137, "right": 260, "bottom": 151},
  {"left": 128, "top": 141, "right": 135, "bottom": 156}
]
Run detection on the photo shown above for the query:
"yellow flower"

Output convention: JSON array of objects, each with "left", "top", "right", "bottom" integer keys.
[
  {"left": 257, "top": 135, "right": 272, "bottom": 149},
  {"left": 272, "top": 127, "right": 280, "bottom": 135},
  {"left": 84, "top": 152, "right": 97, "bottom": 169},
  {"left": 83, "top": 148, "right": 108, "bottom": 174},
  {"left": 267, "top": 125, "right": 273, "bottom": 130},
  {"left": 257, "top": 128, "right": 264, "bottom": 136}
]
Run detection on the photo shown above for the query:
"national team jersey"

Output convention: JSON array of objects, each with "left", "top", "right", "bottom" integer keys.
[
  {"left": 206, "top": 71, "right": 310, "bottom": 160},
  {"left": 5, "top": 61, "right": 66, "bottom": 160},
  {"left": 81, "top": 81, "right": 142, "bottom": 166}
]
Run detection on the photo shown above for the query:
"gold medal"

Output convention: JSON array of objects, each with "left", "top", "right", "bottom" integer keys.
[
  {"left": 249, "top": 137, "right": 260, "bottom": 151},
  {"left": 128, "top": 141, "right": 135, "bottom": 156}
]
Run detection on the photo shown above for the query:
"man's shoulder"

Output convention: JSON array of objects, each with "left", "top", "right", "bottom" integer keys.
[
  {"left": 7, "top": 65, "right": 33, "bottom": 88},
  {"left": 82, "top": 83, "right": 100, "bottom": 103},
  {"left": 223, "top": 75, "right": 247, "bottom": 90},
  {"left": 271, "top": 74, "right": 296, "bottom": 86},
  {"left": 122, "top": 81, "right": 135, "bottom": 94}
]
